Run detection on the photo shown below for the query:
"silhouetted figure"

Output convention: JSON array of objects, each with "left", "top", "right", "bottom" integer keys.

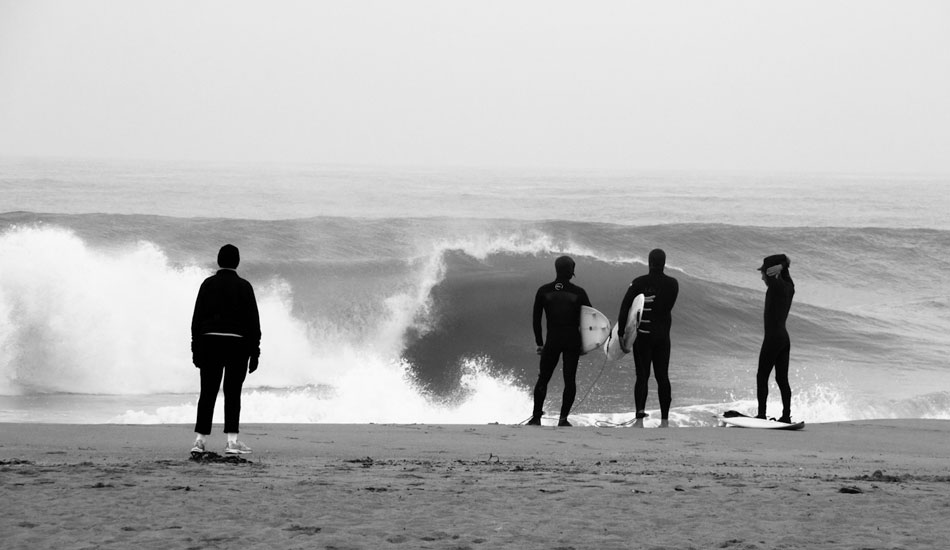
[
  {"left": 756, "top": 254, "right": 795, "bottom": 423},
  {"left": 617, "top": 249, "right": 678, "bottom": 427},
  {"left": 529, "top": 256, "right": 592, "bottom": 427},
  {"left": 190, "top": 244, "right": 261, "bottom": 454}
]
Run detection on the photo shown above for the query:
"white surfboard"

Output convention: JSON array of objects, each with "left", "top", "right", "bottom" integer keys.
[
  {"left": 579, "top": 306, "right": 611, "bottom": 356},
  {"left": 604, "top": 293, "right": 644, "bottom": 361},
  {"left": 717, "top": 411, "right": 805, "bottom": 430}
]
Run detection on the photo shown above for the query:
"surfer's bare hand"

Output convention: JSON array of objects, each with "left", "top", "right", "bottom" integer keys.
[
  {"left": 536, "top": 346, "right": 544, "bottom": 355},
  {"left": 644, "top": 295, "right": 655, "bottom": 303},
  {"left": 766, "top": 264, "right": 783, "bottom": 277}
]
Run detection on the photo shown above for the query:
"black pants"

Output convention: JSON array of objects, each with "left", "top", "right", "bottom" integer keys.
[
  {"left": 194, "top": 335, "right": 250, "bottom": 435},
  {"left": 533, "top": 343, "right": 579, "bottom": 419},
  {"left": 757, "top": 333, "right": 791, "bottom": 418},
  {"left": 633, "top": 333, "right": 672, "bottom": 418}
]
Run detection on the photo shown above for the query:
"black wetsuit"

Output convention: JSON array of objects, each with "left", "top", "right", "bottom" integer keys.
[
  {"left": 618, "top": 267, "right": 679, "bottom": 419},
  {"left": 757, "top": 274, "right": 795, "bottom": 419},
  {"left": 532, "top": 278, "right": 592, "bottom": 420},
  {"left": 191, "top": 268, "right": 261, "bottom": 435}
]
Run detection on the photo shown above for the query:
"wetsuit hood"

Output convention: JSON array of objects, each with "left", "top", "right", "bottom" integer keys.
[
  {"left": 648, "top": 249, "right": 666, "bottom": 272},
  {"left": 555, "top": 255, "right": 575, "bottom": 279}
]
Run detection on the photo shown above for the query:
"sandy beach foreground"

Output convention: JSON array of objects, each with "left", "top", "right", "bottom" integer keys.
[{"left": 2, "top": 421, "right": 949, "bottom": 549}]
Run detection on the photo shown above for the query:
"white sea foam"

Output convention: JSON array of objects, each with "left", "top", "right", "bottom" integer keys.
[{"left": 115, "top": 356, "right": 531, "bottom": 424}]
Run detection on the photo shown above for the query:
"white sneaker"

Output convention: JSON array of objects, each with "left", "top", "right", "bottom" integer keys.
[
  {"left": 191, "top": 440, "right": 206, "bottom": 453},
  {"left": 225, "top": 440, "right": 252, "bottom": 454}
]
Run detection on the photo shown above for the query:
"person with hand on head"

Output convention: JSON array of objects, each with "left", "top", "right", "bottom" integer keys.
[
  {"left": 617, "top": 248, "right": 679, "bottom": 427},
  {"left": 756, "top": 253, "right": 795, "bottom": 423},
  {"left": 529, "top": 255, "right": 592, "bottom": 427},
  {"left": 190, "top": 244, "right": 262, "bottom": 454}
]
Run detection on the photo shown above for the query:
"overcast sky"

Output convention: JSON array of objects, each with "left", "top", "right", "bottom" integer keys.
[{"left": 1, "top": 1, "right": 948, "bottom": 173}]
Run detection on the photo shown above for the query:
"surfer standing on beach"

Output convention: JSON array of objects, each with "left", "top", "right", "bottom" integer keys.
[
  {"left": 618, "top": 249, "right": 679, "bottom": 427},
  {"left": 756, "top": 254, "right": 795, "bottom": 423},
  {"left": 190, "top": 244, "right": 262, "bottom": 454},
  {"left": 529, "top": 256, "right": 592, "bottom": 427}
]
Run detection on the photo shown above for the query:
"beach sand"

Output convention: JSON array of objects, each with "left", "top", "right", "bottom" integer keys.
[{"left": 2, "top": 420, "right": 949, "bottom": 549}]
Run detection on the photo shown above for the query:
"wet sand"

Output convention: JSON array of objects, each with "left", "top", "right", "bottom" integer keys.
[{"left": 2, "top": 420, "right": 949, "bottom": 549}]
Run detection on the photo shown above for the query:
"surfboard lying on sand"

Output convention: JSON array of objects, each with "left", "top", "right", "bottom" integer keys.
[
  {"left": 717, "top": 410, "right": 805, "bottom": 430},
  {"left": 579, "top": 306, "right": 611, "bottom": 355},
  {"left": 604, "top": 293, "right": 644, "bottom": 361}
]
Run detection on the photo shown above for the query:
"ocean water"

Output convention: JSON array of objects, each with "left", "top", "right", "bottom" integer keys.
[{"left": 1, "top": 157, "right": 948, "bottom": 426}]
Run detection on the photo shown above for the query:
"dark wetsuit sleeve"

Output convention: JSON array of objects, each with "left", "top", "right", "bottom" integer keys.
[
  {"left": 617, "top": 282, "right": 643, "bottom": 340},
  {"left": 670, "top": 278, "right": 680, "bottom": 311},
  {"left": 533, "top": 287, "right": 545, "bottom": 347},
  {"left": 579, "top": 288, "right": 592, "bottom": 308}
]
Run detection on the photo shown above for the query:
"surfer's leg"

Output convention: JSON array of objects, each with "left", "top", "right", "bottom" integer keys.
[
  {"left": 195, "top": 364, "right": 224, "bottom": 435},
  {"left": 221, "top": 349, "right": 250, "bottom": 434},
  {"left": 633, "top": 336, "right": 652, "bottom": 414},
  {"left": 559, "top": 351, "right": 579, "bottom": 420},
  {"left": 774, "top": 341, "right": 792, "bottom": 420},
  {"left": 653, "top": 337, "right": 672, "bottom": 419},
  {"left": 756, "top": 341, "right": 775, "bottom": 418},
  {"left": 533, "top": 346, "right": 559, "bottom": 419}
]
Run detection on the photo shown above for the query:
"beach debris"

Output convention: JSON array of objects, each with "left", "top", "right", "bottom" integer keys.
[
  {"left": 850, "top": 471, "right": 950, "bottom": 484},
  {"left": 839, "top": 486, "right": 864, "bottom": 494},
  {"left": 860, "top": 470, "right": 910, "bottom": 483},
  {"left": 0, "top": 459, "right": 34, "bottom": 466},
  {"left": 285, "top": 524, "right": 322, "bottom": 535},
  {"left": 345, "top": 457, "right": 375, "bottom": 468}
]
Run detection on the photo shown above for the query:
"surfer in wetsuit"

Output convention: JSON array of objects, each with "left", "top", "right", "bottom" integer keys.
[
  {"left": 529, "top": 256, "right": 592, "bottom": 427},
  {"left": 190, "top": 244, "right": 261, "bottom": 455},
  {"left": 756, "top": 254, "right": 795, "bottom": 423},
  {"left": 617, "top": 249, "right": 679, "bottom": 427}
]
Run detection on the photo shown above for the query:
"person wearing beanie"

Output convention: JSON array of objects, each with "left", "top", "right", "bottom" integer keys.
[
  {"left": 616, "top": 248, "right": 679, "bottom": 427},
  {"left": 529, "top": 255, "right": 592, "bottom": 427},
  {"left": 756, "top": 253, "right": 795, "bottom": 423},
  {"left": 190, "top": 244, "right": 262, "bottom": 454}
]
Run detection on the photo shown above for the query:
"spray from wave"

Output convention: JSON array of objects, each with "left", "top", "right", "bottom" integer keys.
[{"left": 0, "top": 224, "right": 544, "bottom": 423}]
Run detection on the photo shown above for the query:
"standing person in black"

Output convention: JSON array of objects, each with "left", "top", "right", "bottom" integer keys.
[
  {"left": 529, "top": 256, "right": 592, "bottom": 427},
  {"left": 617, "top": 249, "right": 679, "bottom": 427},
  {"left": 190, "top": 244, "right": 262, "bottom": 454},
  {"left": 756, "top": 254, "right": 795, "bottom": 423}
]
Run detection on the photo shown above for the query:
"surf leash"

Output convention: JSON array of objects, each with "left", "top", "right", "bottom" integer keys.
[{"left": 518, "top": 340, "right": 613, "bottom": 426}]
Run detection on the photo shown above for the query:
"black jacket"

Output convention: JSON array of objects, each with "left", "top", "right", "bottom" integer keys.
[{"left": 191, "top": 269, "right": 261, "bottom": 357}]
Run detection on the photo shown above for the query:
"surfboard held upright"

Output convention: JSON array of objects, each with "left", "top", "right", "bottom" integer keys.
[
  {"left": 579, "top": 306, "right": 611, "bottom": 356},
  {"left": 604, "top": 293, "right": 645, "bottom": 361}
]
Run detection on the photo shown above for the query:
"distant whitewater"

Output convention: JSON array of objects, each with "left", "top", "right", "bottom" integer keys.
[{"left": 1, "top": 158, "right": 948, "bottom": 425}]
